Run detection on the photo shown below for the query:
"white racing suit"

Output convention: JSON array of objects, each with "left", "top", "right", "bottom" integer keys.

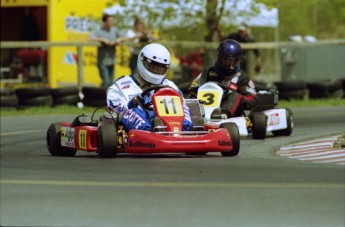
[{"left": 107, "top": 75, "right": 192, "bottom": 131}]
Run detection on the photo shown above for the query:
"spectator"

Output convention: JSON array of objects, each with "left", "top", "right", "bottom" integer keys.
[
  {"left": 106, "top": 43, "right": 193, "bottom": 131},
  {"left": 88, "top": 14, "right": 122, "bottom": 87},
  {"left": 124, "top": 17, "right": 155, "bottom": 74},
  {"left": 180, "top": 48, "right": 204, "bottom": 79},
  {"left": 189, "top": 39, "right": 256, "bottom": 118},
  {"left": 225, "top": 23, "right": 262, "bottom": 74}
]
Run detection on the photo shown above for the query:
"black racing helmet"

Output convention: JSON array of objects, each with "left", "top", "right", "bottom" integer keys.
[{"left": 217, "top": 39, "right": 242, "bottom": 74}]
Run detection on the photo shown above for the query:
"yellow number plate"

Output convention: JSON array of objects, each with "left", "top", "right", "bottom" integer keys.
[
  {"left": 198, "top": 91, "right": 220, "bottom": 107},
  {"left": 79, "top": 130, "right": 87, "bottom": 149},
  {"left": 155, "top": 96, "right": 184, "bottom": 116}
]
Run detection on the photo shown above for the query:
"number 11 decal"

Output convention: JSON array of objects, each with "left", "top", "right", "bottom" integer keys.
[
  {"left": 155, "top": 96, "right": 183, "bottom": 116},
  {"left": 160, "top": 98, "right": 177, "bottom": 114}
]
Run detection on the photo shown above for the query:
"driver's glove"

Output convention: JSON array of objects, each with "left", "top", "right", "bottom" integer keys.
[{"left": 127, "top": 94, "right": 146, "bottom": 109}]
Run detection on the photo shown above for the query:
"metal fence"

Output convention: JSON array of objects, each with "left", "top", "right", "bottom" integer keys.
[{"left": 1, "top": 39, "right": 344, "bottom": 90}]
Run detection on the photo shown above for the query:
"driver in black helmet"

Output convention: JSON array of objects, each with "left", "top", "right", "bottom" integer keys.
[{"left": 189, "top": 39, "right": 256, "bottom": 117}]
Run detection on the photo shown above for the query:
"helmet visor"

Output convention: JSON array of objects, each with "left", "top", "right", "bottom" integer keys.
[
  {"left": 219, "top": 55, "right": 240, "bottom": 71},
  {"left": 143, "top": 56, "right": 170, "bottom": 75}
]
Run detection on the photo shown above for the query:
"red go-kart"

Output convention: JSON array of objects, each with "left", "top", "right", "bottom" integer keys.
[{"left": 46, "top": 85, "right": 240, "bottom": 158}]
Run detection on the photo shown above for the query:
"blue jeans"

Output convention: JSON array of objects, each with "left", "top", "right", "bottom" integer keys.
[
  {"left": 98, "top": 64, "right": 114, "bottom": 87},
  {"left": 129, "top": 54, "right": 138, "bottom": 75}
]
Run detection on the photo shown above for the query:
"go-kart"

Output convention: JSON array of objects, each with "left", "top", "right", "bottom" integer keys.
[
  {"left": 46, "top": 85, "right": 240, "bottom": 158},
  {"left": 188, "top": 82, "right": 293, "bottom": 139}
]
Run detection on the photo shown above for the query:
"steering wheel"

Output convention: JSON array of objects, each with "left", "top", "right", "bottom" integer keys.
[{"left": 140, "top": 85, "right": 170, "bottom": 111}]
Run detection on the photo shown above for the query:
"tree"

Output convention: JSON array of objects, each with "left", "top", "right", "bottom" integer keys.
[{"left": 105, "top": 0, "right": 272, "bottom": 42}]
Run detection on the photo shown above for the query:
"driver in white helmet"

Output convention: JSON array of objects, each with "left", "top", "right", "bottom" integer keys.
[{"left": 106, "top": 43, "right": 192, "bottom": 131}]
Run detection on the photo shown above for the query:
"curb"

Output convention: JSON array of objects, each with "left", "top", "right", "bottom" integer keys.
[{"left": 277, "top": 135, "right": 345, "bottom": 165}]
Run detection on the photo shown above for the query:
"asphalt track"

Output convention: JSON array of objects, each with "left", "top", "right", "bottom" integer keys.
[{"left": 0, "top": 106, "right": 344, "bottom": 227}]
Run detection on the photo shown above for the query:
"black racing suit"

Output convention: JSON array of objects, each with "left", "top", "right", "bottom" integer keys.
[{"left": 189, "top": 64, "right": 256, "bottom": 117}]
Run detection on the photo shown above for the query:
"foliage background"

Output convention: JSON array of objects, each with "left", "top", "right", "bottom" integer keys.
[{"left": 114, "top": 0, "right": 345, "bottom": 42}]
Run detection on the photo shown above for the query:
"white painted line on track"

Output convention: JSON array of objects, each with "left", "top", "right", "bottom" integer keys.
[
  {"left": 0, "top": 129, "right": 46, "bottom": 136},
  {"left": 0, "top": 179, "right": 344, "bottom": 189}
]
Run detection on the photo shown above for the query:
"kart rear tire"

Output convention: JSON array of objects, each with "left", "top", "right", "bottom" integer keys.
[
  {"left": 98, "top": 124, "right": 118, "bottom": 158},
  {"left": 252, "top": 112, "right": 267, "bottom": 140},
  {"left": 220, "top": 122, "right": 240, "bottom": 156},
  {"left": 272, "top": 108, "right": 293, "bottom": 136},
  {"left": 46, "top": 123, "right": 77, "bottom": 157}
]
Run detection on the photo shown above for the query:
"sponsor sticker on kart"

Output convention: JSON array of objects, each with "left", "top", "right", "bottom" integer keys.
[
  {"left": 61, "top": 126, "right": 75, "bottom": 147},
  {"left": 197, "top": 90, "right": 220, "bottom": 107},
  {"left": 270, "top": 113, "right": 280, "bottom": 125},
  {"left": 155, "top": 96, "right": 184, "bottom": 117}
]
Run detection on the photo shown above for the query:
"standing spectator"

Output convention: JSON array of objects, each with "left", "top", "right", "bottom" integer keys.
[
  {"left": 225, "top": 23, "right": 262, "bottom": 74},
  {"left": 88, "top": 14, "right": 122, "bottom": 87},
  {"left": 124, "top": 17, "right": 154, "bottom": 74},
  {"left": 179, "top": 48, "right": 205, "bottom": 80}
]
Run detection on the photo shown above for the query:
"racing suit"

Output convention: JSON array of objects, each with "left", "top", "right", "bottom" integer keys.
[
  {"left": 189, "top": 64, "right": 256, "bottom": 117},
  {"left": 107, "top": 75, "right": 192, "bottom": 131}
]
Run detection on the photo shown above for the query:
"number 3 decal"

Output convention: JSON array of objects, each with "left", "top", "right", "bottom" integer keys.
[
  {"left": 202, "top": 93, "right": 215, "bottom": 105},
  {"left": 198, "top": 91, "right": 220, "bottom": 107}
]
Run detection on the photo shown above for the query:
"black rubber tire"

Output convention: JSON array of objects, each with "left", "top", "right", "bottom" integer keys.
[
  {"left": 15, "top": 87, "right": 51, "bottom": 99},
  {"left": 98, "top": 124, "right": 118, "bottom": 158},
  {"left": 252, "top": 112, "right": 267, "bottom": 140},
  {"left": 220, "top": 122, "right": 240, "bottom": 156},
  {"left": 46, "top": 123, "right": 77, "bottom": 157},
  {"left": 53, "top": 94, "right": 80, "bottom": 106},
  {"left": 252, "top": 80, "right": 277, "bottom": 92},
  {"left": 274, "top": 80, "right": 307, "bottom": 91},
  {"left": 51, "top": 87, "right": 79, "bottom": 98},
  {"left": 272, "top": 108, "right": 294, "bottom": 136},
  {"left": 0, "top": 95, "right": 18, "bottom": 107},
  {"left": 0, "top": 87, "right": 15, "bottom": 96},
  {"left": 278, "top": 89, "right": 308, "bottom": 100},
  {"left": 19, "top": 95, "right": 53, "bottom": 106},
  {"left": 82, "top": 87, "right": 107, "bottom": 99},
  {"left": 83, "top": 97, "right": 106, "bottom": 107},
  {"left": 307, "top": 79, "right": 343, "bottom": 99}
]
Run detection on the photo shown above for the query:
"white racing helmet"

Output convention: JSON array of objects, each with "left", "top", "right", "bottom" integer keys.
[{"left": 137, "top": 43, "right": 171, "bottom": 85}]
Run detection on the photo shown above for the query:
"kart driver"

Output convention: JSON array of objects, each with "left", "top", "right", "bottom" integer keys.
[
  {"left": 106, "top": 43, "right": 192, "bottom": 131},
  {"left": 189, "top": 39, "right": 256, "bottom": 117}
]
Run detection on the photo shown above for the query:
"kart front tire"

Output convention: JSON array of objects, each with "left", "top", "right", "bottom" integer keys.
[
  {"left": 98, "top": 124, "right": 118, "bottom": 158},
  {"left": 46, "top": 123, "right": 77, "bottom": 157},
  {"left": 252, "top": 112, "right": 267, "bottom": 140},
  {"left": 220, "top": 122, "right": 240, "bottom": 156},
  {"left": 272, "top": 108, "right": 293, "bottom": 136}
]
